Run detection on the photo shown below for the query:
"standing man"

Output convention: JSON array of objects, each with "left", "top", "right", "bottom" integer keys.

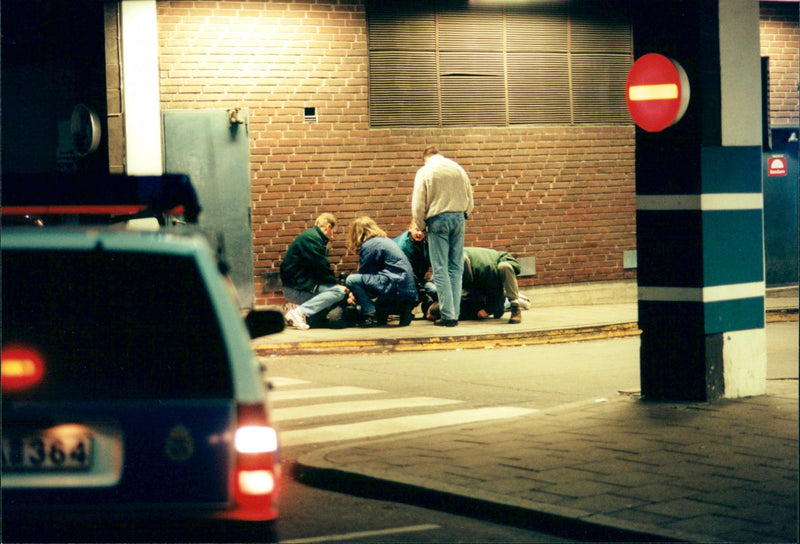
[
  {"left": 280, "top": 213, "right": 348, "bottom": 329},
  {"left": 411, "top": 146, "right": 474, "bottom": 327}
]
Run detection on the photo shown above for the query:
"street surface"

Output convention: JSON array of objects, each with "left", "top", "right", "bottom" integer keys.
[
  {"left": 277, "top": 480, "right": 576, "bottom": 543},
  {"left": 268, "top": 323, "right": 797, "bottom": 543}
]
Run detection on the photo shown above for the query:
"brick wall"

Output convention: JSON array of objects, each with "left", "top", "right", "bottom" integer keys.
[
  {"left": 760, "top": 2, "right": 800, "bottom": 127},
  {"left": 157, "top": 0, "right": 635, "bottom": 306}
]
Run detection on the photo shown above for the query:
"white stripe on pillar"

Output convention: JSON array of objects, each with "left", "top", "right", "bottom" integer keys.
[
  {"left": 638, "top": 281, "right": 765, "bottom": 302},
  {"left": 636, "top": 193, "right": 763, "bottom": 211}
]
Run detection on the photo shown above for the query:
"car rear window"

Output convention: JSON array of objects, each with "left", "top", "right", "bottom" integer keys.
[{"left": 2, "top": 248, "right": 234, "bottom": 400}]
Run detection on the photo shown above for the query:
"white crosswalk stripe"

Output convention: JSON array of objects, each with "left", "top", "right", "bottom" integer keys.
[
  {"left": 269, "top": 377, "right": 311, "bottom": 388},
  {"left": 269, "top": 377, "right": 536, "bottom": 448},
  {"left": 273, "top": 397, "right": 463, "bottom": 422},
  {"left": 270, "top": 386, "right": 383, "bottom": 402},
  {"left": 279, "top": 406, "right": 536, "bottom": 447}
]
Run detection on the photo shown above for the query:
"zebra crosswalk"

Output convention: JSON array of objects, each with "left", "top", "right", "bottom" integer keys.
[{"left": 268, "top": 376, "right": 537, "bottom": 448}]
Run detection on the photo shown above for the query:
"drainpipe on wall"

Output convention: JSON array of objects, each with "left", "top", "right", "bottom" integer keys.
[{"left": 104, "top": 2, "right": 125, "bottom": 174}]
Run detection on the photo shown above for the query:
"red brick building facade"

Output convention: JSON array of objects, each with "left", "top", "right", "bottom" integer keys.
[
  {"left": 760, "top": 1, "right": 800, "bottom": 127},
  {"left": 157, "top": 1, "right": 641, "bottom": 306},
  {"left": 6, "top": 1, "right": 788, "bottom": 308}
]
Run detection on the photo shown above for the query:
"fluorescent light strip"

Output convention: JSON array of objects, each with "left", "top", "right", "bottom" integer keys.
[
  {"left": 639, "top": 282, "right": 765, "bottom": 302},
  {"left": 637, "top": 193, "right": 763, "bottom": 211}
]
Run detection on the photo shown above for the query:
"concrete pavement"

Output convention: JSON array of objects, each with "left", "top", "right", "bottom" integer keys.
[{"left": 255, "top": 286, "right": 798, "bottom": 543}]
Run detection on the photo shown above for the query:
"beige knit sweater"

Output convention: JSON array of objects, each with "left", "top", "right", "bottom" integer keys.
[{"left": 411, "top": 154, "right": 474, "bottom": 229}]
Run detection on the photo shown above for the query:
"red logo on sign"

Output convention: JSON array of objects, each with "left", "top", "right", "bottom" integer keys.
[
  {"left": 626, "top": 54, "right": 690, "bottom": 132},
  {"left": 768, "top": 156, "right": 787, "bottom": 177}
]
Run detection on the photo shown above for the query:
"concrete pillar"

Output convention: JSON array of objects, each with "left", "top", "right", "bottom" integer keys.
[
  {"left": 634, "top": 0, "right": 766, "bottom": 401},
  {"left": 120, "top": 0, "right": 163, "bottom": 175}
]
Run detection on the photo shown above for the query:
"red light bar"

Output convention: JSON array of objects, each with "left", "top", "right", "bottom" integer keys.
[
  {"left": 2, "top": 344, "right": 46, "bottom": 392},
  {"left": 2, "top": 205, "right": 186, "bottom": 217}
]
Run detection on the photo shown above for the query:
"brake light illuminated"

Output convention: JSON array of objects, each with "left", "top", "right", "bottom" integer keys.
[
  {"left": 2, "top": 345, "right": 45, "bottom": 392},
  {"left": 235, "top": 426, "right": 278, "bottom": 454},
  {"left": 238, "top": 469, "right": 275, "bottom": 496},
  {"left": 232, "top": 403, "right": 280, "bottom": 520}
]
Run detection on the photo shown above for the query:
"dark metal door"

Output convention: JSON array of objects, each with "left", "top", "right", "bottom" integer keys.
[
  {"left": 764, "top": 127, "right": 799, "bottom": 287},
  {"left": 163, "top": 109, "right": 254, "bottom": 308}
]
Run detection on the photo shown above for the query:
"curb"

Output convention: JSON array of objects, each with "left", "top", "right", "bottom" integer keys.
[
  {"left": 255, "top": 322, "right": 641, "bottom": 356},
  {"left": 767, "top": 308, "right": 799, "bottom": 322},
  {"left": 256, "top": 307, "right": 796, "bottom": 357},
  {"left": 292, "top": 435, "right": 713, "bottom": 544}
]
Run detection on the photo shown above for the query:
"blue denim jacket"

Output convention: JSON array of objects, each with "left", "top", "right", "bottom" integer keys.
[{"left": 358, "top": 237, "right": 418, "bottom": 302}]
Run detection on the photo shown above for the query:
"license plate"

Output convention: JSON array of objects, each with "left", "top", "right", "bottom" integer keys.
[{"left": 2, "top": 432, "right": 93, "bottom": 472}]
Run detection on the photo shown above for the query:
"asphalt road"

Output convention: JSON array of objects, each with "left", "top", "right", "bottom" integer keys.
[{"left": 268, "top": 322, "right": 798, "bottom": 543}]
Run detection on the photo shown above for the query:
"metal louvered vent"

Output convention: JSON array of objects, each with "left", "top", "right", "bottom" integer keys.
[{"left": 366, "top": 0, "right": 632, "bottom": 128}]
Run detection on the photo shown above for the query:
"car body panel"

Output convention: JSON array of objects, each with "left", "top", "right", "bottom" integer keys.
[{"left": 2, "top": 227, "right": 279, "bottom": 538}]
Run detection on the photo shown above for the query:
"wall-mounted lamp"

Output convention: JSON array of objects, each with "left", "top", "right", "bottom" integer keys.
[{"left": 228, "top": 107, "right": 245, "bottom": 125}]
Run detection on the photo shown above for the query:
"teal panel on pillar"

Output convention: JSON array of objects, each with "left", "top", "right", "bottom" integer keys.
[
  {"left": 704, "top": 297, "right": 765, "bottom": 334},
  {"left": 703, "top": 209, "right": 764, "bottom": 286},
  {"left": 701, "top": 146, "right": 763, "bottom": 193}
]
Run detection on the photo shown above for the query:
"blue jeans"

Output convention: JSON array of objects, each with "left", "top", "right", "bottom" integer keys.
[
  {"left": 426, "top": 212, "right": 465, "bottom": 321},
  {"left": 283, "top": 284, "right": 346, "bottom": 318},
  {"left": 344, "top": 274, "right": 377, "bottom": 316}
]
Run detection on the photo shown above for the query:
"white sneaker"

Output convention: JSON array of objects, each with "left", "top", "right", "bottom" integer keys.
[{"left": 285, "top": 307, "right": 310, "bottom": 330}]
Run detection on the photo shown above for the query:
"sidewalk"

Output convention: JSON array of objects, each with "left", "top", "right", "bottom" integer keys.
[
  {"left": 294, "top": 380, "right": 797, "bottom": 543},
  {"left": 256, "top": 288, "right": 798, "bottom": 543},
  {"left": 252, "top": 285, "right": 797, "bottom": 357},
  {"left": 253, "top": 302, "right": 641, "bottom": 356}
]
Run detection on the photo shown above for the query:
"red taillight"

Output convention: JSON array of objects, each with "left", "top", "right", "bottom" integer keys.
[
  {"left": 232, "top": 403, "right": 279, "bottom": 520},
  {"left": 2, "top": 344, "right": 46, "bottom": 393}
]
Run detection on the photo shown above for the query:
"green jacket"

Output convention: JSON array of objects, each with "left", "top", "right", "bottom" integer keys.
[
  {"left": 280, "top": 226, "right": 338, "bottom": 292},
  {"left": 393, "top": 230, "right": 430, "bottom": 284},
  {"left": 462, "top": 247, "right": 521, "bottom": 317}
]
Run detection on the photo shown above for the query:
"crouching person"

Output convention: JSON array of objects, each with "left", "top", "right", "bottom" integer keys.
[
  {"left": 393, "top": 223, "right": 437, "bottom": 318},
  {"left": 345, "top": 216, "right": 418, "bottom": 327},
  {"left": 462, "top": 247, "right": 524, "bottom": 324},
  {"left": 280, "top": 213, "right": 349, "bottom": 329}
]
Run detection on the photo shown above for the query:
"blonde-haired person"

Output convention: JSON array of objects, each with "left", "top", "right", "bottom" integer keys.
[{"left": 344, "top": 216, "right": 418, "bottom": 327}]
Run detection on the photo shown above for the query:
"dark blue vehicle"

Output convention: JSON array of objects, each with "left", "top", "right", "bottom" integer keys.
[{"left": 1, "top": 176, "right": 284, "bottom": 542}]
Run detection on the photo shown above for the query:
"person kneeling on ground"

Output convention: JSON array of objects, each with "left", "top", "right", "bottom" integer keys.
[
  {"left": 280, "top": 213, "right": 350, "bottom": 330},
  {"left": 461, "top": 246, "right": 524, "bottom": 324},
  {"left": 345, "top": 216, "right": 418, "bottom": 328}
]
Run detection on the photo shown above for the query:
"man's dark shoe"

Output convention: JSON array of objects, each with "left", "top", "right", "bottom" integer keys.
[
  {"left": 508, "top": 301, "right": 522, "bottom": 324},
  {"left": 398, "top": 302, "right": 414, "bottom": 326},
  {"left": 358, "top": 315, "right": 379, "bottom": 328},
  {"left": 374, "top": 308, "right": 389, "bottom": 326},
  {"left": 434, "top": 318, "right": 457, "bottom": 327}
]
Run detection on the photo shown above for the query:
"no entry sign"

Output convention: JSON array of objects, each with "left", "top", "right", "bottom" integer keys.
[{"left": 626, "top": 54, "right": 690, "bottom": 132}]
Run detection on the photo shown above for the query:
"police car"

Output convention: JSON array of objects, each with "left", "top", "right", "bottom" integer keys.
[{"left": 1, "top": 175, "right": 283, "bottom": 542}]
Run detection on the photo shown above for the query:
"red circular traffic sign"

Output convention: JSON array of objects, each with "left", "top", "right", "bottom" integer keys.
[{"left": 626, "top": 53, "right": 690, "bottom": 132}]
